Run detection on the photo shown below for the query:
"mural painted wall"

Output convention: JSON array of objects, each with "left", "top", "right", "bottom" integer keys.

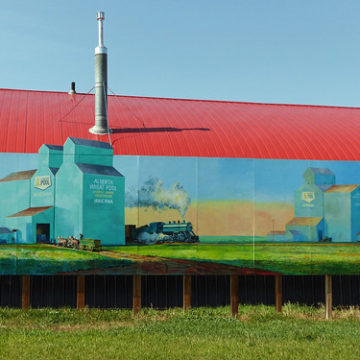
[{"left": 0, "top": 137, "right": 360, "bottom": 275}]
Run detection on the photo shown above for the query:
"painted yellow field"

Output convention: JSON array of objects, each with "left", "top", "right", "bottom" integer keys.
[{"left": 125, "top": 200, "right": 294, "bottom": 236}]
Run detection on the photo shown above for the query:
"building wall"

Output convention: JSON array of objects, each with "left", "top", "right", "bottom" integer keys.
[
  {"left": 0, "top": 231, "right": 11, "bottom": 243},
  {"left": 38, "top": 145, "right": 63, "bottom": 169},
  {"left": 31, "top": 168, "right": 56, "bottom": 208},
  {"left": 324, "top": 192, "right": 352, "bottom": 242},
  {"left": 286, "top": 220, "right": 323, "bottom": 242},
  {"left": 31, "top": 145, "right": 62, "bottom": 208},
  {"left": 6, "top": 216, "right": 33, "bottom": 244},
  {"left": 67, "top": 139, "right": 113, "bottom": 167},
  {"left": 0, "top": 179, "right": 31, "bottom": 228},
  {"left": 351, "top": 188, "right": 360, "bottom": 241},
  {"left": 83, "top": 173, "right": 125, "bottom": 245},
  {"left": 54, "top": 162, "right": 83, "bottom": 239},
  {"left": 294, "top": 184, "right": 324, "bottom": 218},
  {"left": 6, "top": 208, "right": 54, "bottom": 244},
  {"left": 303, "top": 168, "right": 335, "bottom": 186},
  {"left": 31, "top": 208, "right": 54, "bottom": 243}
]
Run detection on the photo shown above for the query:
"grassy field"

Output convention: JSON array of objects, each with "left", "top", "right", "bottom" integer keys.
[
  {"left": 0, "top": 245, "right": 132, "bottom": 274},
  {"left": 110, "top": 242, "right": 360, "bottom": 275},
  {"left": 0, "top": 305, "right": 360, "bottom": 360},
  {"left": 200, "top": 236, "right": 268, "bottom": 243},
  {"left": 1, "top": 241, "right": 360, "bottom": 275}
]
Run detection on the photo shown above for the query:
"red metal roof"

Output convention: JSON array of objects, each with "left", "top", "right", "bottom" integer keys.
[{"left": 1, "top": 88, "right": 360, "bottom": 160}]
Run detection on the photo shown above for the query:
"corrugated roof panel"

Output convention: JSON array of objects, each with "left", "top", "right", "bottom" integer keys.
[
  {"left": 2, "top": 88, "right": 360, "bottom": 160},
  {"left": 5, "top": 91, "right": 27, "bottom": 153}
]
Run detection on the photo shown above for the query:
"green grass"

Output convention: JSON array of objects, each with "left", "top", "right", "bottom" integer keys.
[
  {"left": 200, "top": 236, "right": 268, "bottom": 243},
  {"left": 0, "top": 245, "right": 132, "bottom": 274},
  {"left": 110, "top": 243, "right": 360, "bottom": 275},
  {"left": 0, "top": 305, "right": 360, "bottom": 360},
  {"left": 2, "top": 242, "right": 360, "bottom": 275}
]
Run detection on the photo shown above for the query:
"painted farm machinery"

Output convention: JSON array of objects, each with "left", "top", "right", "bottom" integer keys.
[{"left": 56, "top": 236, "right": 101, "bottom": 251}]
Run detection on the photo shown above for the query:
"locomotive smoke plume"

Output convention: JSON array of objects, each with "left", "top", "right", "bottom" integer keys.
[{"left": 126, "top": 178, "right": 191, "bottom": 218}]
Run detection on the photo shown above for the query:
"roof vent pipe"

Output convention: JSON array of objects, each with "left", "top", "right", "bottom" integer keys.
[
  {"left": 68, "top": 82, "right": 76, "bottom": 95},
  {"left": 89, "top": 11, "right": 109, "bottom": 135}
]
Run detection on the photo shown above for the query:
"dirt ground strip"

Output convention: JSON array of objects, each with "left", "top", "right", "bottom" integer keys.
[{"left": 58, "top": 250, "right": 278, "bottom": 275}]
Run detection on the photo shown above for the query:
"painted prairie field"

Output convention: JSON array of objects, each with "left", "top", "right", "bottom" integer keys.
[
  {"left": 0, "top": 245, "right": 130, "bottom": 274},
  {"left": 1, "top": 240, "right": 360, "bottom": 275},
  {"left": 110, "top": 242, "right": 360, "bottom": 275}
]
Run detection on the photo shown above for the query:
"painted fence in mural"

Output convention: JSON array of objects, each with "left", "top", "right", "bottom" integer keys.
[{"left": 0, "top": 137, "right": 360, "bottom": 275}]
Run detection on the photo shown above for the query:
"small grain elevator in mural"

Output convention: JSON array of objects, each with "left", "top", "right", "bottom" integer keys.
[
  {"left": 286, "top": 167, "right": 360, "bottom": 242},
  {"left": 55, "top": 138, "right": 125, "bottom": 244}
]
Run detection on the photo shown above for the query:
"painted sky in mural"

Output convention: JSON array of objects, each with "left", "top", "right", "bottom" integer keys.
[
  {"left": 115, "top": 156, "right": 360, "bottom": 237},
  {"left": 2, "top": 153, "right": 359, "bottom": 205},
  {"left": 117, "top": 156, "right": 360, "bottom": 202}
]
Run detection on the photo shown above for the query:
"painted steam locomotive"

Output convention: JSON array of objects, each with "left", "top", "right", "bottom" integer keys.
[{"left": 128, "top": 220, "right": 199, "bottom": 244}]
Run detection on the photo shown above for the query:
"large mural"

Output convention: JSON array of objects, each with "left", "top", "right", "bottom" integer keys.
[{"left": 0, "top": 137, "right": 360, "bottom": 275}]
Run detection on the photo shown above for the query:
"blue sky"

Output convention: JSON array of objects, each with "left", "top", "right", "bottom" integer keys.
[{"left": 3, "top": 1, "right": 360, "bottom": 106}]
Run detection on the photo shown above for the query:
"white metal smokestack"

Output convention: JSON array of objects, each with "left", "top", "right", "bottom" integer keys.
[{"left": 89, "top": 11, "right": 109, "bottom": 135}]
